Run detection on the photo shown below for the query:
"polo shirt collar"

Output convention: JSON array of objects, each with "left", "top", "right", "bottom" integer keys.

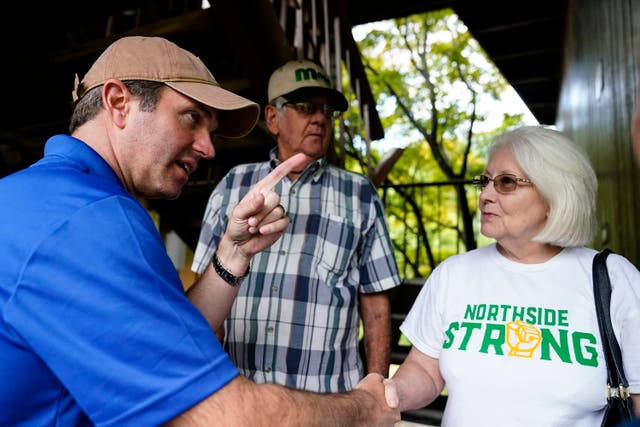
[{"left": 42, "top": 134, "right": 123, "bottom": 187}]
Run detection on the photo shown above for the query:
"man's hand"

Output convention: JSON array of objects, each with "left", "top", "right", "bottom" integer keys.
[
  {"left": 188, "top": 153, "right": 310, "bottom": 329},
  {"left": 222, "top": 152, "right": 309, "bottom": 261},
  {"left": 353, "top": 373, "right": 401, "bottom": 426}
]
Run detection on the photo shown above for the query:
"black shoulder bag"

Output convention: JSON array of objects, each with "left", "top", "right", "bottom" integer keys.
[{"left": 592, "top": 248, "right": 634, "bottom": 427}]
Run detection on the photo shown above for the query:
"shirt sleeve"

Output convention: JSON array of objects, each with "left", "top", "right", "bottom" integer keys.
[
  {"left": 399, "top": 263, "right": 447, "bottom": 359},
  {"left": 192, "top": 184, "right": 226, "bottom": 275},
  {"left": 192, "top": 171, "right": 244, "bottom": 275},
  {"left": 6, "top": 196, "right": 238, "bottom": 427},
  {"left": 358, "top": 181, "right": 402, "bottom": 293}
]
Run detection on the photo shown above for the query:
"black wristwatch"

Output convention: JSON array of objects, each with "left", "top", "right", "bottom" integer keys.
[{"left": 212, "top": 252, "right": 250, "bottom": 287}]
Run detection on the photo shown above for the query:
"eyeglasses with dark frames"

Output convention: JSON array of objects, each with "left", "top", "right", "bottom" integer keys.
[
  {"left": 282, "top": 101, "right": 340, "bottom": 119},
  {"left": 472, "top": 174, "right": 532, "bottom": 194}
]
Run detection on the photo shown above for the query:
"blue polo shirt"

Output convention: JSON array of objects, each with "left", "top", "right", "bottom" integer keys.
[{"left": 0, "top": 135, "right": 238, "bottom": 426}]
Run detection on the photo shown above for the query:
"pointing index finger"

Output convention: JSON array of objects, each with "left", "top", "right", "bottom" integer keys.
[{"left": 253, "top": 152, "right": 310, "bottom": 194}]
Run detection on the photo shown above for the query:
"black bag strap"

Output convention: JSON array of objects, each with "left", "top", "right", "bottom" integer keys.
[{"left": 592, "top": 248, "right": 631, "bottom": 401}]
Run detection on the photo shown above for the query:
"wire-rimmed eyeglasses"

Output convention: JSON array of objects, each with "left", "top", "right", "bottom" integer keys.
[
  {"left": 282, "top": 101, "right": 340, "bottom": 119},
  {"left": 472, "top": 174, "right": 532, "bottom": 194}
]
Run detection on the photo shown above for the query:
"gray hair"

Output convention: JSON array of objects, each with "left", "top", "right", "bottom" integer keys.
[
  {"left": 69, "top": 80, "right": 165, "bottom": 133},
  {"left": 270, "top": 96, "right": 288, "bottom": 119},
  {"left": 488, "top": 125, "right": 598, "bottom": 247}
]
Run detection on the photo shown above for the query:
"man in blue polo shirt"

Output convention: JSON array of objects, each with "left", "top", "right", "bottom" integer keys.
[{"left": 0, "top": 36, "right": 399, "bottom": 426}]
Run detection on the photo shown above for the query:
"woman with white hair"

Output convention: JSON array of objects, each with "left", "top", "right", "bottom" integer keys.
[{"left": 387, "top": 125, "right": 640, "bottom": 426}]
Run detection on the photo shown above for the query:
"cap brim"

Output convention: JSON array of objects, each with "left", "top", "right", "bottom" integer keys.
[
  {"left": 166, "top": 81, "right": 260, "bottom": 139},
  {"left": 282, "top": 87, "right": 348, "bottom": 112}
]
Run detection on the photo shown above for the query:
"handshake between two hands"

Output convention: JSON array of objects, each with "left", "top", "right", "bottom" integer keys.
[{"left": 354, "top": 373, "right": 401, "bottom": 426}]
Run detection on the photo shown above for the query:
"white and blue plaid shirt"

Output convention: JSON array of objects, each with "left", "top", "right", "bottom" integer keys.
[{"left": 192, "top": 148, "right": 401, "bottom": 392}]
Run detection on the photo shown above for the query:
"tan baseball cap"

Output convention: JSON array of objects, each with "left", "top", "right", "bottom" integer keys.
[
  {"left": 72, "top": 36, "right": 259, "bottom": 139},
  {"left": 267, "top": 59, "right": 348, "bottom": 111}
]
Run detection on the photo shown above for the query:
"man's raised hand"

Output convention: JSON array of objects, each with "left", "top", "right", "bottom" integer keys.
[{"left": 225, "top": 152, "right": 310, "bottom": 257}]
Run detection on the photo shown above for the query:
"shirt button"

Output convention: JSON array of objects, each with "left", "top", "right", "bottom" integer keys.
[
  {"left": 279, "top": 250, "right": 286, "bottom": 255},
  {"left": 266, "top": 367, "right": 272, "bottom": 373},
  {"left": 271, "top": 285, "right": 278, "bottom": 292},
  {"left": 267, "top": 326, "right": 274, "bottom": 333}
]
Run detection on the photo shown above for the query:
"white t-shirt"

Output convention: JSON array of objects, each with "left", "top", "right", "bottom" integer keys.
[{"left": 401, "top": 244, "right": 640, "bottom": 427}]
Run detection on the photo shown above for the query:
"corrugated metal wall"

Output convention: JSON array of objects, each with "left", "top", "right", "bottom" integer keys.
[{"left": 557, "top": 0, "right": 640, "bottom": 267}]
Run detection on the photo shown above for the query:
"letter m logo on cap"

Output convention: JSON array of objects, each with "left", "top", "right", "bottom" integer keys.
[{"left": 295, "top": 67, "right": 331, "bottom": 86}]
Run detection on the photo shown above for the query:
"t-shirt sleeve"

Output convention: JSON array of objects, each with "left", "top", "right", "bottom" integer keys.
[
  {"left": 6, "top": 196, "right": 238, "bottom": 427},
  {"left": 399, "top": 263, "right": 447, "bottom": 359}
]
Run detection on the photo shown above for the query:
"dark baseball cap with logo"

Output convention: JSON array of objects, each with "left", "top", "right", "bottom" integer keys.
[{"left": 267, "top": 59, "right": 348, "bottom": 111}]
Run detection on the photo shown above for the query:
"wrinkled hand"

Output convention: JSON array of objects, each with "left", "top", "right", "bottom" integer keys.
[
  {"left": 224, "top": 152, "right": 309, "bottom": 259},
  {"left": 353, "top": 373, "right": 400, "bottom": 426}
]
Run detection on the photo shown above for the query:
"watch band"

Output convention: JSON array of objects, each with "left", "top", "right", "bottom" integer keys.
[{"left": 212, "top": 252, "right": 250, "bottom": 287}]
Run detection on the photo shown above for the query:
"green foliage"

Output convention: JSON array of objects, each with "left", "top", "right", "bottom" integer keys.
[{"left": 343, "top": 9, "right": 527, "bottom": 279}]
